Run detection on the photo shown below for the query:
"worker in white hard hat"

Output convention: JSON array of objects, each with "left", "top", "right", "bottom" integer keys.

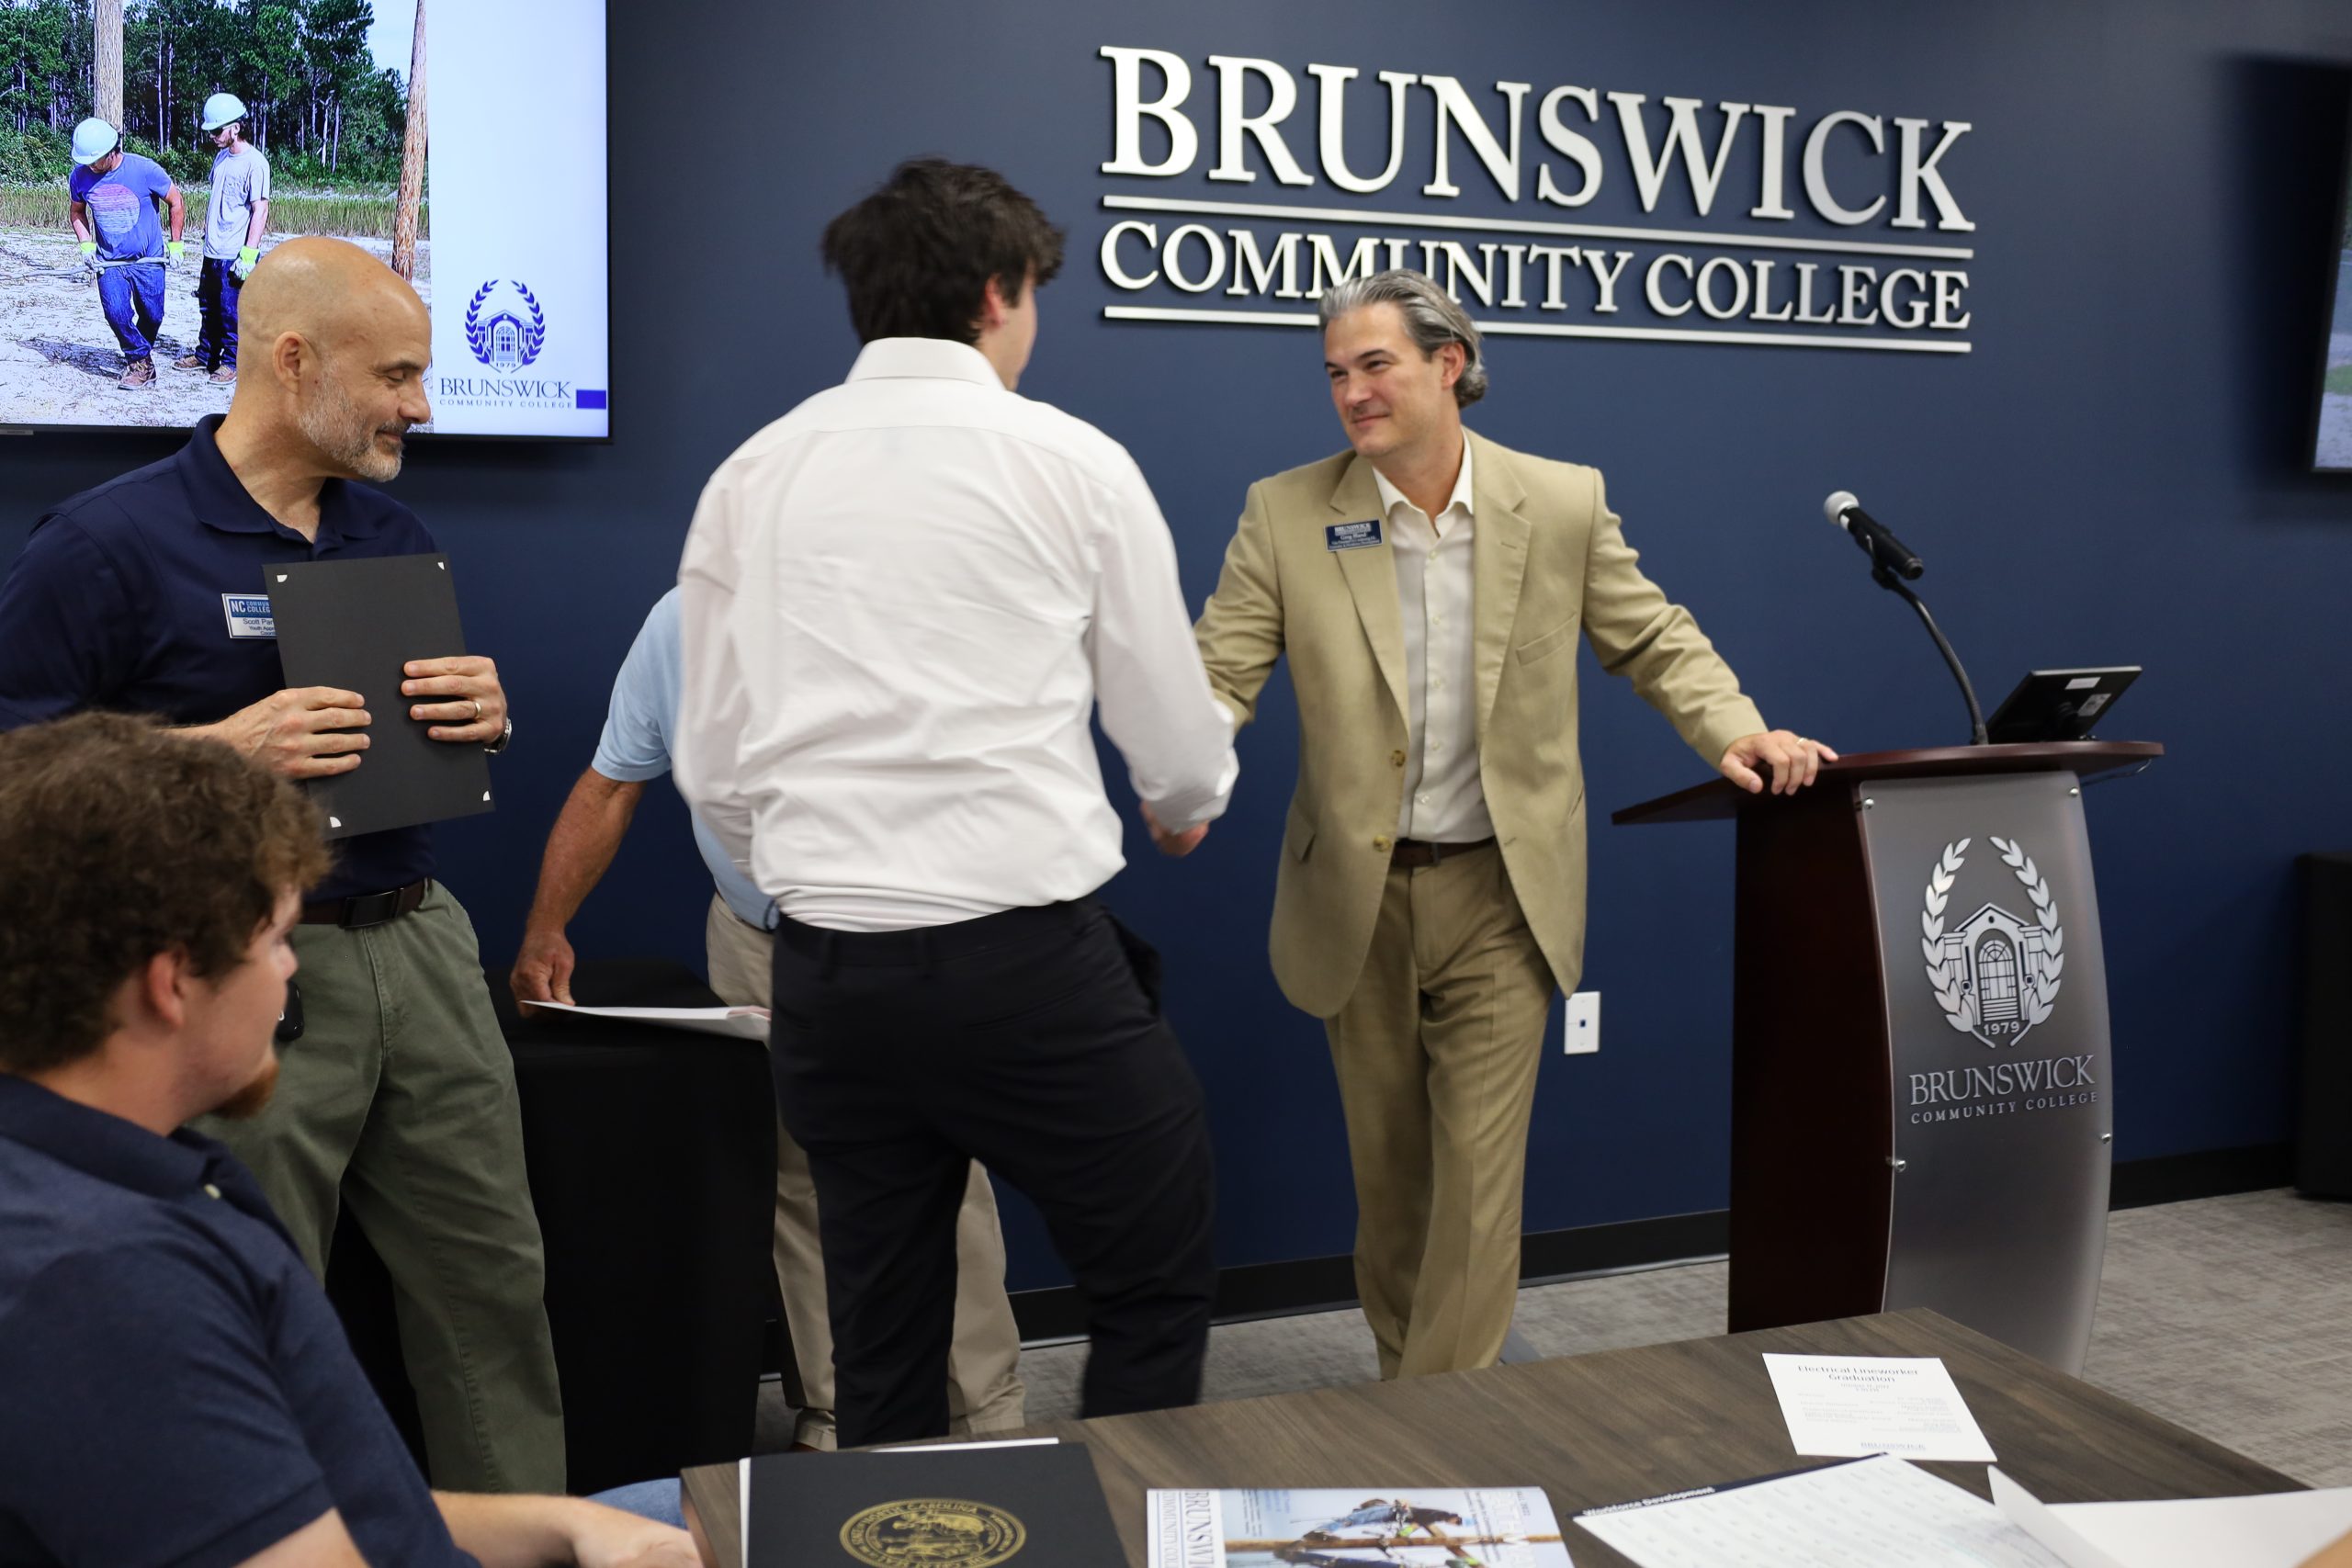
[
  {"left": 66, "top": 118, "right": 187, "bottom": 390},
  {"left": 178, "top": 93, "right": 271, "bottom": 385}
]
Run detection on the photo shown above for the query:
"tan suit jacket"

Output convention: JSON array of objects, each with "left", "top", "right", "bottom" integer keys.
[{"left": 1195, "top": 428, "right": 1766, "bottom": 1018}]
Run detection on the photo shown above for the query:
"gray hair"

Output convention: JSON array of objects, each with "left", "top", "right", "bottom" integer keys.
[{"left": 1317, "top": 269, "right": 1488, "bottom": 407}]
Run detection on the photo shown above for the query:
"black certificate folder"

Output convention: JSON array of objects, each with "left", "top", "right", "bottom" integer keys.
[
  {"left": 267, "top": 554, "right": 493, "bottom": 840},
  {"left": 748, "top": 1444, "right": 1124, "bottom": 1567}
]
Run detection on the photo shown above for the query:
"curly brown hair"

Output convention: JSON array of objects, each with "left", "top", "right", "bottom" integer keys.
[
  {"left": 820, "top": 159, "right": 1066, "bottom": 345},
  {"left": 0, "top": 712, "right": 330, "bottom": 1075}
]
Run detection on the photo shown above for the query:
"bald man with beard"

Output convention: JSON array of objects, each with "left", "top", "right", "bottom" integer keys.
[{"left": 0, "top": 238, "right": 567, "bottom": 1494}]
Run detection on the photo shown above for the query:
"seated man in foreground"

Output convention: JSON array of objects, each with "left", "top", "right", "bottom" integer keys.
[{"left": 0, "top": 712, "right": 695, "bottom": 1568}]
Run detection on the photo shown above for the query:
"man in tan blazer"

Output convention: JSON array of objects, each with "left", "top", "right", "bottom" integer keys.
[{"left": 1190, "top": 270, "right": 1835, "bottom": 1378}]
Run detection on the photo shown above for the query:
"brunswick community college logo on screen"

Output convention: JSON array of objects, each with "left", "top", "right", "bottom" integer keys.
[
  {"left": 466, "top": 278, "right": 546, "bottom": 372},
  {"left": 1091, "top": 46, "right": 1979, "bottom": 355},
  {"left": 435, "top": 276, "right": 592, "bottom": 413}
]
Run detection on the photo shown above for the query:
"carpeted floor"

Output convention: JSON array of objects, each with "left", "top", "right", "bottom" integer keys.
[{"left": 760, "top": 1188, "right": 2352, "bottom": 1485}]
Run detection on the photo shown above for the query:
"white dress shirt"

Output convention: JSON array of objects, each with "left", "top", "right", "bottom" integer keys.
[
  {"left": 1374, "top": 439, "right": 1494, "bottom": 842},
  {"left": 675, "top": 337, "right": 1238, "bottom": 931}
]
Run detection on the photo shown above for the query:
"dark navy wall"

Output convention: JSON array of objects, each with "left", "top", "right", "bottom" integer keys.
[{"left": 7, "top": 0, "right": 2349, "bottom": 1291}]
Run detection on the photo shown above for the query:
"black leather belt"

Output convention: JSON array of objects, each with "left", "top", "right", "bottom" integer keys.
[
  {"left": 300, "top": 878, "right": 431, "bottom": 928},
  {"left": 1391, "top": 836, "right": 1496, "bottom": 869}
]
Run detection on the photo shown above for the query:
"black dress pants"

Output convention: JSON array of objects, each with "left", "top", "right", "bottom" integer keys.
[{"left": 770, "top": 897, "right": 1217, "bottom": 1448}]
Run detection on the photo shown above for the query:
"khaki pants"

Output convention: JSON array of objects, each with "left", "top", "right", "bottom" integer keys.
[
  {"left": 1324, "top": 843, "right": 1557, "bottom": 1380},
  {"left": 705, "top": 896, "right": 1026, "bottom": 1448},
  {"left": 194, "top": 882, "right": 566, "bottom": 1492}
]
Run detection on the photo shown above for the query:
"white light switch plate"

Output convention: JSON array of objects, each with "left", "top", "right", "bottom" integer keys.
[{"left": 1564, "top": 989, "right": 1600, "bottom": 1054}]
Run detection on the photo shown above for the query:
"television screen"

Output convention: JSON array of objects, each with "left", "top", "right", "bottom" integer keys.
[
  {"left": 2314, "top": 114, "right": 2352, "bottom": 471},
  {"left": 0, "top": 0, "right": 608, "bottom": 439}
]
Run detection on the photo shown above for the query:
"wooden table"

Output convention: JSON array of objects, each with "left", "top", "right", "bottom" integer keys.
[{"left": 682, "top": 1308, "right": 2300, "bottom": 1567}]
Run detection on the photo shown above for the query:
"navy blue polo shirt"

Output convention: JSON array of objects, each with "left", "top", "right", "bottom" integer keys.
[
  {"left": 0, "top": 1075, "right": 477, "bottom": 1567},
  {"left": 0, "top": 417, "right": 440, "bottom": 901}
]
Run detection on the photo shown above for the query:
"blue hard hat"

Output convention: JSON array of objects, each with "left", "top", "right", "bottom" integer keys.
[
  {"left": 71, "top": 118, "right": 119, "bottom": 165},
  {"left": 201, "top": 92, "right": 248, "bottom": 131}
]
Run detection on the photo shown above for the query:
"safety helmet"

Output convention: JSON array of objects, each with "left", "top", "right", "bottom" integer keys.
[
  {"left": 70, "top": 118, "right": 119, "bottom": 165},
  {"left": 201, "top": 92, "right": 248, "bottom": 132}
]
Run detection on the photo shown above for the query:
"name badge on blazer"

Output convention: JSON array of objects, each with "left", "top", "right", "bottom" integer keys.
[
  {"left": 1326, "top": 518, "right": 1383, "bottom": 552},
  {"left": 220, "top": 593, "right": 276, "bottom": 639}
]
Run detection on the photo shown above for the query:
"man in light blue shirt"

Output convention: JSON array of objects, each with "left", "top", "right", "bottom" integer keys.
[{"left": 511, "top": 587, "right": 1025, "bottom": 1450}]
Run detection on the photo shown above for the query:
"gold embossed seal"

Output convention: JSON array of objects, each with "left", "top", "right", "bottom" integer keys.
[{"left": 839, "top": 1497, "right": 1028, "bottom": 1566}]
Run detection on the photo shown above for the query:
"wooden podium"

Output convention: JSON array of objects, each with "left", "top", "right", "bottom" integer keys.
[{"left": 1615, "top": 741, "right": 2160, "bottom": 1373}]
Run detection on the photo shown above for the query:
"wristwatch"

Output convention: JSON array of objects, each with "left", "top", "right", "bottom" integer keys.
[{"left": 483, "top": 716, "right": 514, "bottom": 755}]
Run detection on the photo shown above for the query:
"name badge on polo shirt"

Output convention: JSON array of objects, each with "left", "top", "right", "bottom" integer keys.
[
  {"left": 1326, "top": 518, "right": 1383, "bottom": 552},
  {"left": 220, "top": 593, "right": 276, "bottom": 639}
]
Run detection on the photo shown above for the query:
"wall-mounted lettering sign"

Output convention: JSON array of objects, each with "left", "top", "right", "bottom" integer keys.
[{"left": 1096, "top": 47, "right": 1976, "bottom": 355}]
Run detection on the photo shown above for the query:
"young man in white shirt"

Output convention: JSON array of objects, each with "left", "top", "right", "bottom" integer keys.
[
  {"left": 511, "top": 586, "right": 1028, "bottom": 1451},
  {"left": 676, "top": 160, "right": 1238, "bottom": 1447}
]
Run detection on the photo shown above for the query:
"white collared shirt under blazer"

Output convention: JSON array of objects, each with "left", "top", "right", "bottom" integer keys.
[
  {"left": 1372, "top": 439, "right": 1491, "bottom": 844},
  {"left": 676, "top": 337, "right": 1238, "bottom": 932},
  {"left": 1193, "top": 428, "right": 1765, "bottom": 1017}
]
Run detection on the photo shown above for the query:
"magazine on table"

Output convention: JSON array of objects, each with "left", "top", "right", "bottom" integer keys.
[{"left": 1148, "top": 1486, "right": 1573, "bottom": 1567}]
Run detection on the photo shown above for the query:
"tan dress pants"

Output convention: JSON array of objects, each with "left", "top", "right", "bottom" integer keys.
[
  {"left": 1324, "top": 843, "right": 1557, "bottom": 1379},
  {"left": 704, "top": 896, "right": 1026, "bottom": 1447}
]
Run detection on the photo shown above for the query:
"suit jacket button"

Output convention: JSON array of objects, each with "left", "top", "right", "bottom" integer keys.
[
  {"left": 1390, "top": 750, "right": 1407, "bottom": 767},
  {"left": 1373, "top": 834, "right": 1392, "bottom": 852}
]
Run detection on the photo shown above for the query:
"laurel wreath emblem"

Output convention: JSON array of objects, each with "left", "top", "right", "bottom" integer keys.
[
  {"left": 462, "top": 278, "right": 548, "bottom": 369},
  {"left": 1919, "top": 836, "right": 2065, "bottom": 1048},
  {"left": 1920, "top": 838, "right": 1975, "bottom": 1032}
]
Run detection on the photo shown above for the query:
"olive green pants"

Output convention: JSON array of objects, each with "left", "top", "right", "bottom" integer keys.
[{"left": 194, "top": 882, "right": 566, "bottom": 1492}]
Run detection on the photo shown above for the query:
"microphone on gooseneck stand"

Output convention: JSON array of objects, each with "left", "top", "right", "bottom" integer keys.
[
  {"left": 1821, "top": 490, "right": 1988, "bottom": 746},
  {"left": 1824, "top": 491, "right": 1924, "bottom": 581}
]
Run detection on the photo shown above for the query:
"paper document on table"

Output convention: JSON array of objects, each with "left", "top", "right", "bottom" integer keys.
[
  {"left": 1148, "top": 1486, "right": 1572, "bottom": 1567},
  {"left": 1762, "top": 1352, "right": 1997, "bottom": 1461},
  {"left": 1575, "top": 1455, "right": 2066, "bottom": 1568},
  {"left": 519, "top": 1001, "right": 769, "bottom": 1040},
  {"left": 881, "top": 1438, "right": 1061, "bottom": 1452},
  {"left": 1989, "top": 1470, "right": 2129, "bottom": 1568},
  {"left": 1993, "top": 1469, "right": 2352, "bottom": 1568}
]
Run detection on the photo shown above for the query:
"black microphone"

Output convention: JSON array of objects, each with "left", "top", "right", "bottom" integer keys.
[
  {"left": 1817, "top": 489, "right": 1986, "bottom": 744},
  {"left": 1823, "top": 490, "right": 1924, "bottom": 581}
]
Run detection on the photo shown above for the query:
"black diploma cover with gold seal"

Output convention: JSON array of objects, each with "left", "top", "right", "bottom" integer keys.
[{"left": 747, "top": 1444, "right": 1124, "bottom": 1567}]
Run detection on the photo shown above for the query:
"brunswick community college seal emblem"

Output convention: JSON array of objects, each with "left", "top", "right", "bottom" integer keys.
[
  {"left": 1921, "top": 837, "right": 2066, "bottom": 1049},
  {"left": 840, "top": 1498, "right": 1028, "bottom": 1567},
  {"left": 464, "top": 278, "right": 548, "bottom": 373}
]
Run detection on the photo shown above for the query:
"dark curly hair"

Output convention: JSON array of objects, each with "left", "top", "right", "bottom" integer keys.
[
  {"left": 820, "top": 158, "right": 1066, "bottom": 345},
  {"left": 0, "top": 712, "right": 329, "bottom": 1075}
]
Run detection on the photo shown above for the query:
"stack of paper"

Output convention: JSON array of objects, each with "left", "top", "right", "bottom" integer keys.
[
  {"left": 1574, "top": 1344, "right": 2352, "bottom": 1568},
  {"left": 1993, "top": 1471, "right": 2352, "bottom": 1568},
  {"left": 1576, "top": 1454, "right": 2064, "bottom": 1567}
]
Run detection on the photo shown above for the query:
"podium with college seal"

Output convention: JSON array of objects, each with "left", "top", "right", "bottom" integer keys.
[{"left": 1615, "top": 741, "right": 2161, "bottom": 1374}]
